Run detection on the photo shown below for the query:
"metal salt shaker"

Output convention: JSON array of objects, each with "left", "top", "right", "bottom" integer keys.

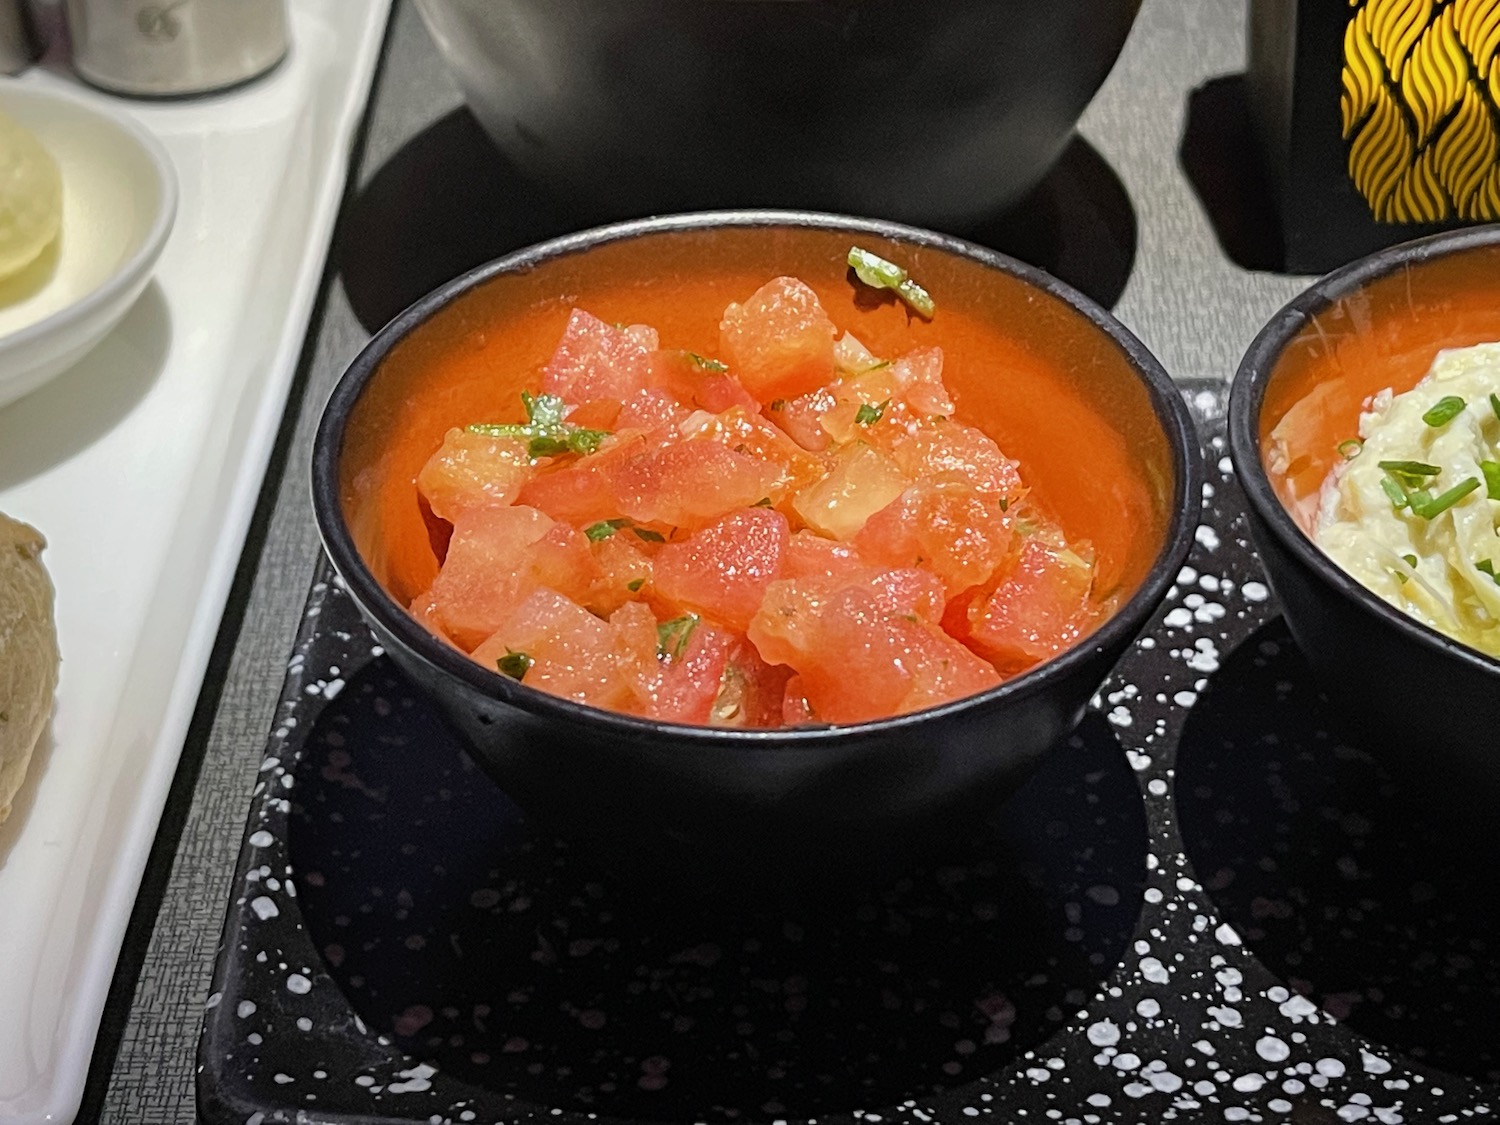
[{"left": 64, "top": 0, "right": 289, "bottom": 97}]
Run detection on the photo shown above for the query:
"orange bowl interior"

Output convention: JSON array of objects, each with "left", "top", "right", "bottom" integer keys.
[
  {"left": 338, "top": 226, "right": 1178, "bottom": 622},
  {"left": 1260, "top": 242, "right": 1500, "bottom": 533}
]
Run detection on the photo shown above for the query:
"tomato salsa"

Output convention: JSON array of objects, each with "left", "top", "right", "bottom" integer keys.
[{"left": 404, "top": 264, "right": 1111, "bottom": 726}]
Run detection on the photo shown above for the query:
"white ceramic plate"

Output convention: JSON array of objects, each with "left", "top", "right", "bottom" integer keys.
[
  {"left": 0, "top": 82, "right": 177, "bottom": 408},
  {"left": 0, "top": 3, "right": 392, "bottom": 1120}
]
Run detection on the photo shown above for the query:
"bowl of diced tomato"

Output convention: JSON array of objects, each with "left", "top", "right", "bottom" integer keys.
[{"left": 313, "top": 211, "right": 1200, "bottom": 890}]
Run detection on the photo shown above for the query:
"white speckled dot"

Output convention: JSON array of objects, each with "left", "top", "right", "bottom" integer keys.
[
  {"left": 287, "top": 973, "right": 312, "bottom": 994},
  {"left": 1257, "top": 1036, "right": 1291, "bottom": 1063}
]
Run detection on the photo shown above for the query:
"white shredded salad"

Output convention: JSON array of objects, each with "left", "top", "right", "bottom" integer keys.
[{"left": 1315, "top": 342, "right": 1500, "bottom": 658}]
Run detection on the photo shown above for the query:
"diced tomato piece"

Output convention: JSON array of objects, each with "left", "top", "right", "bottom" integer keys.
[
  {"left": 889, "top": 346, "right": 954, "bottom": 416},
  {"left": 472, "top": 589, "right": 630, "bottom": 708},
  {"left": 747, "top": 566, "right": 946, "bottom": 668},
  {"left": 715, "top": 638, "right": 794, "bottom": 728},
  {"left": 648, "top": 350, "right": 761, "bottom": 415},
  {"left": 421, "top": 506, "right": 600, "bottom": 650},
  {"left": 678, "top": 406, "right": 829, "bottom": 500},
  {"left": 607, "top": 434, "right": 783, "bottom": 528},
  {"left": 719, "top": 277, "right": 837, "bottom": 401},
  {"left": 855, "top": 482, "right": 1016, "bottom": 596},
  {"left": 541, "top": 310, "right": 658, "bottom": 405},
  {"left": 967, "top": 533, "right": 1095, "bottom": 675},
  {"left": 890, "top": 417, "right": 1023, "bottom": 498},
  {"left": 771, "top": 387, "right": 836, "bottom": 452},
  {"left": 790, "top": 443, "right": 910, "bottom": 540},
  {"left": 783, "top": 530, "right": 866, "bottom": 580},
  {"left": 416, "top": 427, "right": 532, "bottom": 521},
  {"left": 585, "top": 532, "right": 654, "bottom": 615},
  {"left": 781, "top": 675, "right": 817, "bottom": 726},
  {"left": 653, "top": 507, "right": 790, "bottom": 631},
  {"left": 752, "top": 578, "right": 999, "bottom": 723},
  {"left": 616, "top": 387, "right": 692, "bottom": 432},
  {"left": 612, "top": 603, "right": 734, "bottom": 724}
]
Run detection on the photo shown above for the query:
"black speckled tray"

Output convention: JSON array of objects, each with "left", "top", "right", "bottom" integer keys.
[{"left": 198, "top": 403, "right": 1500, "bottom": 1125}]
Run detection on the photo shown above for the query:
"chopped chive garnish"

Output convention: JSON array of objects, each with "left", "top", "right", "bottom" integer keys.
[
  {"left": 847, "top": 246, "right": 936, "bottom": 319},
  {"left": 688, "top": 352, "right": 728, "bottom": 373},
  {"left": 997, "top": 495, "right": 1009, "bottom": 512},
  {"left": 753, "top": 497, "right": 773, "bottom": 508},
  {"left": 585, "top": 518, "right": 631, "bottom": 541},
  {"left": 1423, "top": 395, "right": 1467, "bottom": 427},
  {"left": 468, "top": 392, "right": 610, "bottom": 460},
  {"left": 1377, "top": 459, "right": 1441, "bottom": 477},
  {"left": 1477, "top": 560, "right": 1500, "bottom": 586},
  {"left": 626, "top": 577, "right": 645, "bottom": 592},
  {"left": 1410, "top": 476, "right": 1480, "bottom": 518},
  {"left": 1491, "top": 392, "right": 1500, "bottom": 421},
  {"left": 1401, "top": 554, "right": 1418, "bottom": 568},
  {"left": 1380, "top": 476, "right": 1410, "bottom": 509},
  {"left": 656, "top": 614, "right": 699, "bottom": 660},
  {"left": 497, "top": 649, "right": 533, "bottom": 680},
  {"left": 769, "top": 399, "right": 786, "bottom": 412},
  {"left": 1482, "top": 460, "right": 1500, "bottom": 499},
  {"left": 631, "top": 527, "right": 666, "bottom": 543},
  {"left": 855, "top": 399, "right": 890, "bottom": 426},
  {"left": 1337, "top": 438, "right": 1364, "bottom": 460}
]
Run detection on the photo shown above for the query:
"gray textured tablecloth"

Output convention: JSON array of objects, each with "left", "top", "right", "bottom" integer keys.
[{"left": 91, "top": 1, "right": 1311, "bottom": 1119}]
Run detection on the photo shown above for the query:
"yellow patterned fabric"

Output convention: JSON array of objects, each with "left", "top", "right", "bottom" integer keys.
[{"left": 1343, "top": 0, "right": 1500, "bottom": 221}]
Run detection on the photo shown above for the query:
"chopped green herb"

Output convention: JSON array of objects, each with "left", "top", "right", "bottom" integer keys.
[
  {"left": 585, "top": 518, "right": 631, "bottom": 541},
  {"left": 1380, "top": 476, "right": 1410, "bottom": 509},
  {"left": 855, "top": 399, "right": 890, "bottom": 426},
  {"left": 1477, "top": 559, "right": 1500, "bottom": 586},
  {"left": 632, "top": 527, "right": 666, "bottom": 543},
  {"left": 1492, "top": 392, "right": 1500, "bottom": 421},
  {"left": 997, "top": 495, "right": 1009, "bottom": 512},
  {"left": 657, "top": 614, "right": 699, "bottom": 660},
  {"left": 0, "top": 710, "right": 7, "bottom": 722},
  {"left": 1483, "top": 460, "right": 1500, "bottom": 499},
  {"left": 769, "top": 399, "right": 787, "bottom": 412},
  {"left": 1410, "top": 476, "right": 1480, "bottom": 518},
  {"left": 753, "top": 497, "right": 774, "bottom": 508},
  {"left": 468, "top": 392, "right": 610, "bottom": 461},
  {"left": 846, "top": 246, "right": 936, "bottom": 319},
  {"left": 1401, "top": 554, "right": 1418, "bottom": 568},
  {"left": 496, "top": 649, "right": 533, "bottom": 680},
  {"left": 1377, "top": 459, "right": 1441, "bottom": 477},
  {"left": 626, "top": 577, "right": 646, "bottom": 592},
  {"left": 688, "top": 352, "right": 728, "bottom": 373},
  {"left": 1337, "top": 438, "right": 1364, "bottom": 460},
  {"left": 1423, "top": 395, "right": 1467, "bottom": 427}
]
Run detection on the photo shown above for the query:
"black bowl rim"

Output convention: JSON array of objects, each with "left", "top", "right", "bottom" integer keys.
[
  {"left": 1228, "top": 223, "right": 1500, "bottom": 681},
  {"left": 312, "top": 208, "right": 1202, "bottom": 747}
]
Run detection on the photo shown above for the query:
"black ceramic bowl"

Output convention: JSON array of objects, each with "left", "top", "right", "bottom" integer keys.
[
  {"left": 312, "top": 211, "right": 1199, "bottom": 891},
  {"left": 1229, "top": 226, "right": 1500, "bottom": 806},
  {"left": 409, "top": 0, "right": 1141, "bottom": 229}
]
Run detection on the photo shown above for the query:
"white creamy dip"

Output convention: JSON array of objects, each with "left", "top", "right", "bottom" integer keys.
[{"left": 1315, "top": 342, "right": 1500, "bottom": 657}]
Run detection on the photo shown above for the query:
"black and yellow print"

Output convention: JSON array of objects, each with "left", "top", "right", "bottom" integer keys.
[{"left": 1343, "top": 0, "right": 1500, "bottom": 222}]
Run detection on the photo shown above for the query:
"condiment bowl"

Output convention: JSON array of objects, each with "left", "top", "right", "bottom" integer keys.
[
  {"left": 312, "top": 211, "right": 1200, "bottom": 890},
  {"left": 0, "top": 80, "right": 177, "bottom": 409},
  {"left": 1229, "top": 226, "right": 1500, "bottom": 803}
]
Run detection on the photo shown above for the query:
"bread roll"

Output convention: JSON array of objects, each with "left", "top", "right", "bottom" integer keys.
[{"left": 0, "top": 513, "right": 58, "bottom": 825}]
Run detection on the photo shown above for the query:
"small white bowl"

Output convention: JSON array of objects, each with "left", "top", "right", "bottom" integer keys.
[{"left": 0, "top": 81, "right": 177, "bottom": 409}]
